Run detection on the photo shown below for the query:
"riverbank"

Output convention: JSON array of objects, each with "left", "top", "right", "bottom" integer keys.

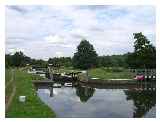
[
  {"left": 51, "top": 67, "right": 135, "bottom": 80},
  {"left": 88, "top": 67, "right": 135, "bottom": 80},
  {"left": 5, "top": 68, "right": 56, "bottom": 118}
]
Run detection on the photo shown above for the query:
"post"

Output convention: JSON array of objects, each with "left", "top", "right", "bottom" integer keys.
[{"left": 49, "top": 86, "right": 53, "bottom": 97}]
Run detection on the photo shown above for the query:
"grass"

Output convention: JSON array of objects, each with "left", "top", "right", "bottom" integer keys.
[
  {"left": 88, "top": 67, "right": 135, "bottom": 80},
  {"left": 51, "top": 66, "right": 81, "bottom": 74},
  {"left": 5, "top": 68, "right": 14, "bottom": 102},
  {"left": 5, "top": 68, "right": 56, "bottom": 118},
  {"left": 5, "top": 68, "right": 12, "bottom": 84},
  {"left": 51, "top": 66, "right": 135, "bottom": 80}
]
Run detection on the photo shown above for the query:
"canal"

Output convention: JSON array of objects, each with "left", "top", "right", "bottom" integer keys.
[{"left": 35, "top": 81, "right": 156, "bottom": 118}]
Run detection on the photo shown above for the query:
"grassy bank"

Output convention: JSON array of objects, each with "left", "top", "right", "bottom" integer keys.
[
  {"left": 5, "top": 68, "right": 56, "bottom": 118},
  {"left": 88, "top": 67, "right": 135, "bottom": 80},
  {"left": 5, "top": 69, "right": 14, "bottom": 103}
]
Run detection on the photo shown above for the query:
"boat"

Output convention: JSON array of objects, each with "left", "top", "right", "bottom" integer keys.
[
  {"left": 134, "top": 75, "right": 144, "bottom": 81},
  {"left": 64, "top": 82, "right": 72, "bottom": 87}
]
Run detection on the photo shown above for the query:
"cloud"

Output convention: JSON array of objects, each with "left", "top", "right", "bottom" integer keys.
[
  {"left": 55, "top": 51, "right": 64, "bottom": 57},
  {"left": 7, "top": 6, "right": 27, "bottom": 14},
  {"left": 44, "top": 35, "right": 65, "bottom": 44},
  {"left": 6, "top": 5, "right": 155, "bottom": 60}
]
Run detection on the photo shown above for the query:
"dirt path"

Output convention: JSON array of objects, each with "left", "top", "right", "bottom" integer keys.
[{"left": 5, "top": 69, "right": 16, "bottom": 112}]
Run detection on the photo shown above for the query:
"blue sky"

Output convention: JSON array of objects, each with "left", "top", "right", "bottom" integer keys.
[{"left": 6, "top": 5, "right": 155, "bottom": 60}]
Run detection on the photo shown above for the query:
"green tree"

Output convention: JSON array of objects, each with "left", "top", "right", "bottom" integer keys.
[
  {"left": 73, "top": 39, "right": 98, "bottom": 69},
  {"left": 126, "top": 32, "right": 156, "bottom": 68},
  {"left": 48, "top": 57, "right": 72, "bottom": 67},
  {"left": 31, "top": 59, "right": 47, "bottom": 67},
  {"left": 12, "top": 51, "right": 25, "bottom": 67},
  {"left": 5, "top": 54, "right": 12, "bottom": 68},
  {"left": 98, "top": 56, "right": 112, "bottom": 67},
  {"left": 5, "top": 51, "right": 32, "bottom": 68}
]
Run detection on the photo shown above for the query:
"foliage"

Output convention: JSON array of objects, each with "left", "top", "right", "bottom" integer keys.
[
  {"left": 5, "top": 52, "right": 47, "bottom": 68},
  {"left": 31, "top": 59, "right": 47, "bottom": 68},
  {"left": 5, "top": 52, "right": 31, "bottom": 67},
  {"left": 98, "top": 55, "right": 128, "bottom": 68},
  {"left": 73, "top": 39, "right": 98, "bottom": 69},
  {"left": 48, "top": 57, "right": 72, "bottom": 67},
  {"left": 126, "top": 32, "right": 156, "bottom": 69}
]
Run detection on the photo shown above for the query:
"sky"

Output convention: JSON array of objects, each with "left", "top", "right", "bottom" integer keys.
[{"left": 5, "top": 5, "right": 156, "bottom": 60}]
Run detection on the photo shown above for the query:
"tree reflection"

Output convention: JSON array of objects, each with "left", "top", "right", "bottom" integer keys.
[
  {"left": 75, "top": 84, "right": 95, "bottom": 102},
  {"left": 124, "top": 90, "right": 156, "bottom": 117}
]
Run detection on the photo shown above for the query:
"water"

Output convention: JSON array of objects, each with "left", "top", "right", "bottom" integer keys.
[{"left": 36, "top": 83, "right": 156, "bottom": 118}]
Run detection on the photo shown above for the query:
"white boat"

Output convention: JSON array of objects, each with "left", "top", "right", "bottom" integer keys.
[{"left": 64, "top": 82, "right": 72, "bottom": 87}]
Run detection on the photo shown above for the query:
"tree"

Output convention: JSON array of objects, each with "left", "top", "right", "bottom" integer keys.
[
  {"left": 5, "top": 54, "right": 12, "bottom": 68},
  {"left": 31, "top": 59, "right": 47, "bottom": 67},
  {"left": 12, "top": 51, "right": 26, "bottom": 67},
  {"left": 5, "top": 51, "right": 32, "bottom": 68},
  {"left": 73, "top": 39, "right": 98, "bottom": 69},
  {"left": 126, "top": 32, "right": 156, "bottom": 69},
  {"left": 48, "top": 57, "right": 72, "bottom": 67},
  {"left": 98, "top": 56, "right": 112, "bottom": 67}
]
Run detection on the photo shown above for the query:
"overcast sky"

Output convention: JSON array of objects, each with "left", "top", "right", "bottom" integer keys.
[{"left": 6, "top": 5, "right": 155, "bottom": 60}]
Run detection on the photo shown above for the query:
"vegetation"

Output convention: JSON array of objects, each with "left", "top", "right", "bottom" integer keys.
[
  {"left": 98, "top": 54, "right": 128, "bottom": 68},
  {"left": 6, "top": 33, "right": 155, "bottom": 70},
  {"left": 5, "top": 68, "right": 14, "bottom": 101},
  {"left": 73, "top": 39, "right": 98, "bottom": 69},
  {"left": 5, "top": 69, "right": 56, "bottom": 118},
  {"left": 5, "top": 52, "right": 47, "bottom": 68},
  {"left": 126, "top": 32, "right": 156, "bottom": 69},
  {"left": 48, "top": 57, "right": 72, "bottom": 67},
  {"left": 88, "top": 67, "right": 135, "bottom": 80}
]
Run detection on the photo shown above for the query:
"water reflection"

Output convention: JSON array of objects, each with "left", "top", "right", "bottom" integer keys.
[
  {"left": 124, "top": 90, "right": 156, "bottom": 117},
  {"left": 36, "top": 81, "right": 156, "bottom": 118},
  {"left": 76, "top": 85, "right": 95, "bottom": 102}
]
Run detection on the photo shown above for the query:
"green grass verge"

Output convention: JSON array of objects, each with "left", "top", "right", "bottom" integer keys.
[
  {"left": 5, "top": 68, "right": 14, "bottom": 100},
  {"left": 5, "top": 68, "right": 12, "bottom": 84},
  {"left": 88, "top": 67, "right": 135, "bottom": 80},
  {"left": 6, "top": 69, "right": 56, "bottom": 118}
]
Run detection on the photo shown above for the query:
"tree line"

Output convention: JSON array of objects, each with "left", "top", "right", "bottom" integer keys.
[{"left": 5, "top": 32, "right": 156, "bottom": 69}]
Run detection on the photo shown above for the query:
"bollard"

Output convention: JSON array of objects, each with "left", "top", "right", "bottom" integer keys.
[{"left": 19, "top": 96, "right": 26, "bottom": 102}]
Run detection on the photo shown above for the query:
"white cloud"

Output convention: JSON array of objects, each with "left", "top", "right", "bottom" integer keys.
[
  {"left": 6, "top": 5, "right": 155, "bottom": 59},
  {"left": 44, "top": 35, "right": 65, "bottom": 44},
  {"left": 55, "top": 51, "right": 64, "bottom": 57}
]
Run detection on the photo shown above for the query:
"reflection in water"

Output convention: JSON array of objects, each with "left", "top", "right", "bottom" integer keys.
[
  {"left": 36, "top": 82, "right": 156, "bottom": 118},
  {"left": 124, "top": 90, "right": 156, "bottom": 117},
  {"left": 76, "top": 85, "right": 95, "bottom": 102}
]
